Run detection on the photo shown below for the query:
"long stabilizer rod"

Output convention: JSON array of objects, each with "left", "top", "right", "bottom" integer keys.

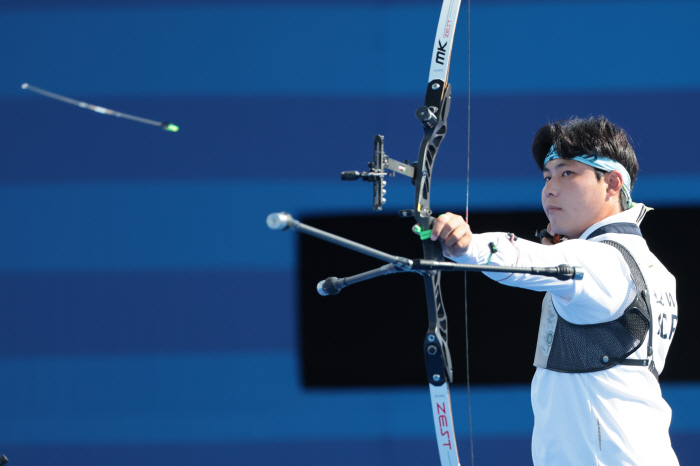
[
  {"left": 267, "top": 212, "right": 413, "bottom": 268},
  {"left": 21, "top": 83, "right": 179, "bottom": 132}
]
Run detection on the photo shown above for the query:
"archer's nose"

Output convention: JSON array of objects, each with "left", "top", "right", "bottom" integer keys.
[{"left": 542, "top": 181, "right": 559, "bottom": 200}]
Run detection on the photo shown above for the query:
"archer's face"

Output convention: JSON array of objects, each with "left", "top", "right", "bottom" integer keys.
[{"left": 541, "top": 159, "right": 612, "bottom": 239}]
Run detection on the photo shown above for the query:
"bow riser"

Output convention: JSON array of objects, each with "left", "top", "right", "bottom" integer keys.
[
  {"left": 418, "top": 84, "right": 457, "bottom": 458},
  {"left": 414, "top": 83, "right": 452, "bottom": 231}
]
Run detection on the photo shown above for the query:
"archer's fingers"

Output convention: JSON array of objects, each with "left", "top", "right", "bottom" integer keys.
[
  {"left": 430, "top": 213, "right": 465, "bottom": 241},
  {"left": 443, "top": 223, "right": 473, "bottom": 257},
  {"left": 430, "top": 212, "right": 455, "bottom": 241},
  {"left": 430, "top": 213, "right": 450, "bottom": 241},
  {"left": 443, "top": 221, "right": 470, "bottom": 247}
]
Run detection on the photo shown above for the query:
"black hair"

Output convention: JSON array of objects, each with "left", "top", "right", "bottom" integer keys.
[{"left": 531, "top": 116, "right": 638, "bottom": 210}]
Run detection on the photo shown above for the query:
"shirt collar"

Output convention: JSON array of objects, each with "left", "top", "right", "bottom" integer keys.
[{"left": 579, "top": 203, "right": 650, "bottom": 240}]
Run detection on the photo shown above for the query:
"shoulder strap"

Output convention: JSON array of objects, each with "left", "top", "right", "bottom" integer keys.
[{"left": 600, "top": 241, "right": 658, "bottom": 379}]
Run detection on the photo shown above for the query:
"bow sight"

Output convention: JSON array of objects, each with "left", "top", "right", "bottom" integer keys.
[{"left": 341, "top": 135, "right": 416, "bottom": 212}]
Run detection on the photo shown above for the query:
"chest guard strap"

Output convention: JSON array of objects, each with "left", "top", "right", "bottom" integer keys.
[{"left": 535, "top": 241, "right": 657, "bottom": 378}]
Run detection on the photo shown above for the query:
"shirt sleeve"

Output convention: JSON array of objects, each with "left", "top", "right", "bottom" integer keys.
[{"left": 450, "top": 233, "right": 634, "bottom": 324}]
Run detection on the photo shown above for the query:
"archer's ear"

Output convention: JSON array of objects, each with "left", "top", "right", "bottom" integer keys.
[{"left": 606, "top": 171, "right": 623, "bottom": 190}]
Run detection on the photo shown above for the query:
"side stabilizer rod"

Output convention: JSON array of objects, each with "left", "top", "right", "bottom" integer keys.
[{"left": 317, "top": 264, "right": 401, "bottom": 296}]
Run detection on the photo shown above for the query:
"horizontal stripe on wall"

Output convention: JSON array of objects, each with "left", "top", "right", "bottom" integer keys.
[
  {"left": 0, "top": 437, "right": 530, "bottom": 466},
  {"left": 3, "top": 433, "right": 700, "bottom": 466},
  {"left": 0, "top": 351, "right": 697, "bottom": 444},
  {"left": 2, "top": 2, "right": 700, "bottom": 99},
  {"left": 0, "top": 351, "right": 525, "bottom": 443},
  {"left": 0, "top": 91, "right": 697, "bottom": 184},
  {"left": 0, "top": 175, "right": 697, "bottom": 272},
  {"left": 0, "top": 0, "right": 647, "bottom": 9},
  {"left": 0, "top": 270, "right": 295, "bottom": 356}
]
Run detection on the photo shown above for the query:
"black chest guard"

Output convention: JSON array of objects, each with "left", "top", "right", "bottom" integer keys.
[{"left": 536, "top": 240, "right": 658, "bottom": 378}]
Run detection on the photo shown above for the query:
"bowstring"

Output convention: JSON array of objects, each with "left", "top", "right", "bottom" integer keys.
[{"left": 464, "top": 0, "right": 475, "bottom": 465}]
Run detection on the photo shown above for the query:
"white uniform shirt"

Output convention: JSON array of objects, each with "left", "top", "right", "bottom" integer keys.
[{"left": 452, "top": 204, "right": 679, "bottom": 465}]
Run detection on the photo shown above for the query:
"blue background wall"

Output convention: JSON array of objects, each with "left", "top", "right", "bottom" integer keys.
[{"left": 1, "top": 1, "right": 700, "bottom": 464}]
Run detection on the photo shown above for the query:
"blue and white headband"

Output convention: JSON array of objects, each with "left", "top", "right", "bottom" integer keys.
[{"left": 544, "top": 145, "right": 632, "bottom": 208}]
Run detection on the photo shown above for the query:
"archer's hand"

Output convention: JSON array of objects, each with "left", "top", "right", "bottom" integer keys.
[
  {"left": 540, "top": 223, "right": 567, "bottom": 245},
  {"left": 540, "top": 223, "right": 555, "bottom": 245},
  {"left": 430, "top": 213, "right": 472, "bottom": 258}
]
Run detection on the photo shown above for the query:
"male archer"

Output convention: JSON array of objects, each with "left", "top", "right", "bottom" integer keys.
[{"left": 431, "top": 116, "right": 679, "bottom": 465}]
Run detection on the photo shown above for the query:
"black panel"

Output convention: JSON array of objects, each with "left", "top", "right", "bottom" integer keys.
[{"left": 300, "top": 206, "right": 700, "bottom": 386}]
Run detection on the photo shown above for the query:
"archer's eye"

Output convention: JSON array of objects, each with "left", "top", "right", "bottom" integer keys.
[
  {"left": 543, "top": 176, "right": 551, "bottom": 183},
  {"left": 562, "top": 170, "right": 574, "bottom": 176}
]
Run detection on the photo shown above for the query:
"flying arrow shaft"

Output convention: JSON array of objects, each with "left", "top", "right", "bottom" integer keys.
[{"left": 21, "top": 83, "right": 178, "bottom": 132}]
